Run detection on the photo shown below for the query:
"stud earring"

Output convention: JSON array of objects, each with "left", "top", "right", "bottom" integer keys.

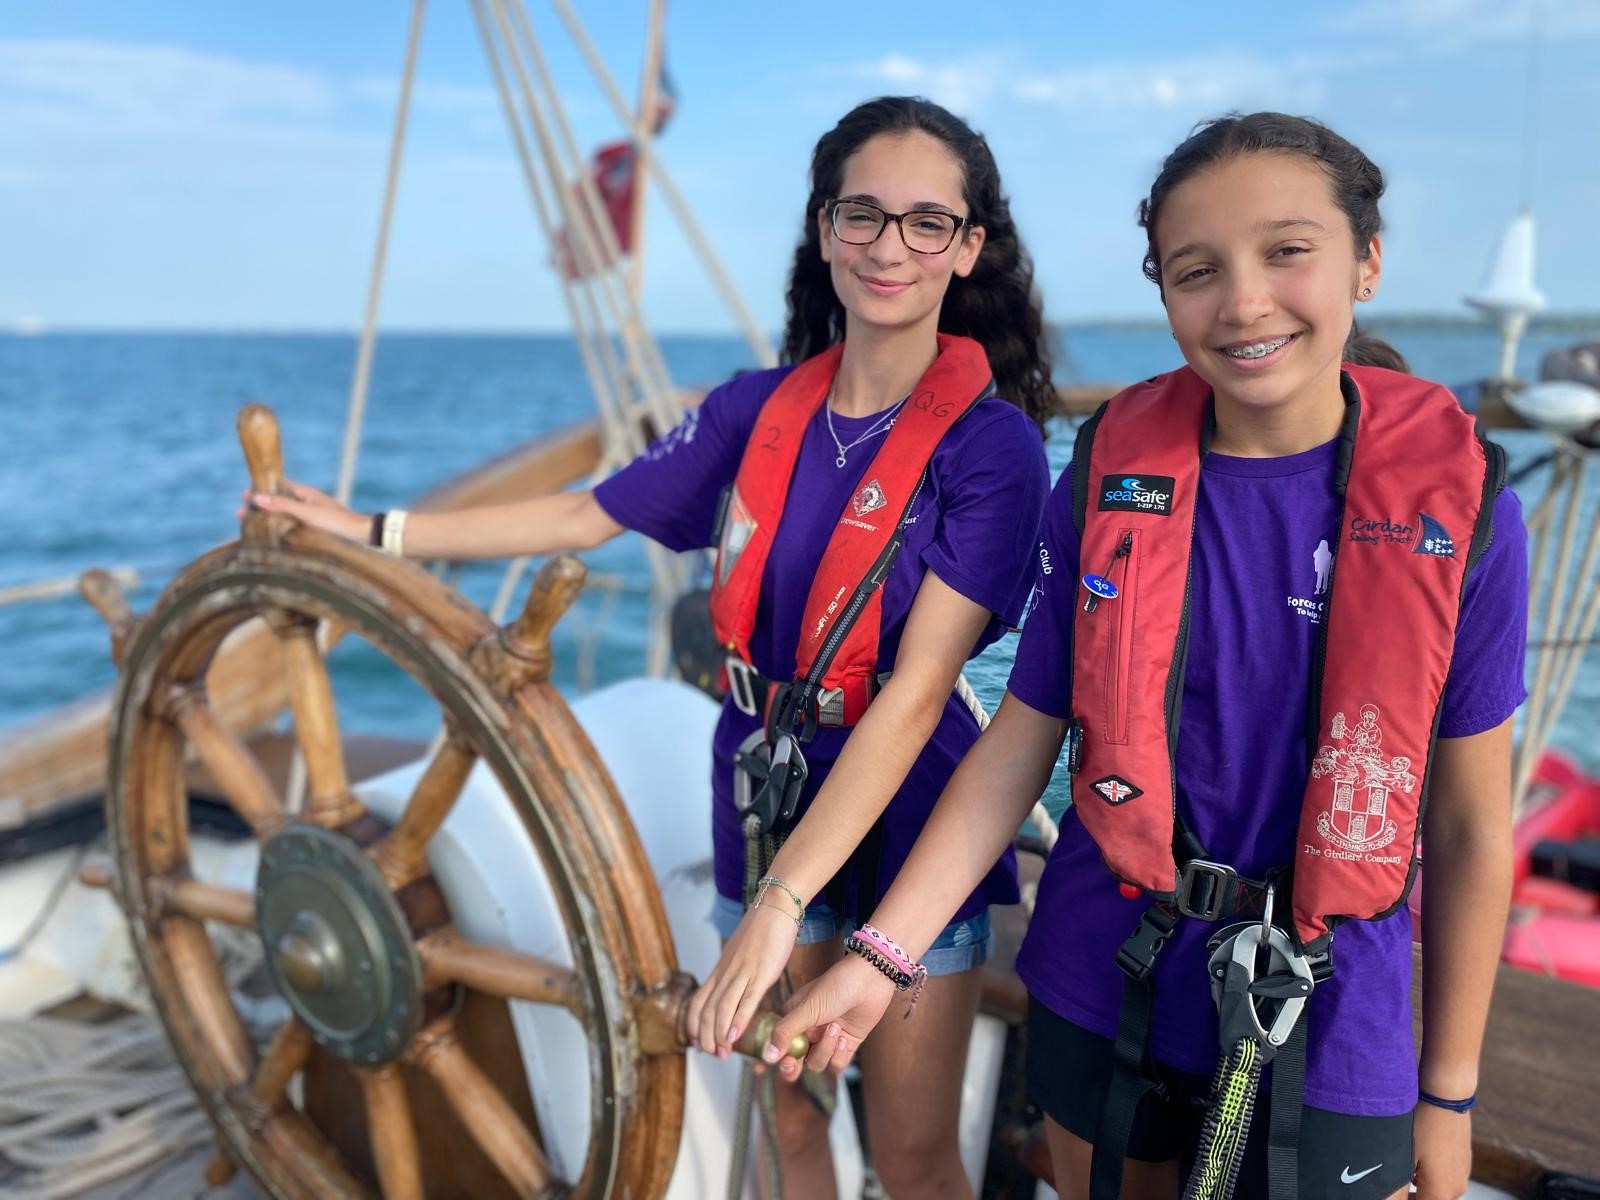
[{"left": 1360, "top": 287, "right": 1373, "bottom": 298}]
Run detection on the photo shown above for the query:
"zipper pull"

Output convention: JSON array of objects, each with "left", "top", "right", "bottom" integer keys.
[{"left": 1083, "top": 533, "right": 1134, "bottom": 613}]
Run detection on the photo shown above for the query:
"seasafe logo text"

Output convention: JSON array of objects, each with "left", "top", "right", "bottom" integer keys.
[{"left": 1098, "top": 474, "right": 1175, "bottom": 516}]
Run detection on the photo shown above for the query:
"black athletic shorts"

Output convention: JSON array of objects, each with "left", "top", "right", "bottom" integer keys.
[{"left": 1027, "top": 1001, "right": 1414, "bottom": 1200}]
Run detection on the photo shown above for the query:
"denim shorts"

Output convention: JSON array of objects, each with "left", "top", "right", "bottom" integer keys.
[{"left": 710, "top": 892, "right": 991, "bottom": 977}]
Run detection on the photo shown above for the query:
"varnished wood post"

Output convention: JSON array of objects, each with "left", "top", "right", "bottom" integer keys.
[
  {"left": 472, "top": 554, "right": 587, "bottom": 694},
  {"left": 238, "top": 403, "right": 285, "bottom": 496},
  {"left": 238, "top": 403, "right": 295, "bottom": 543},
  {"left": 636, "top": 973, "right": 808, "bottom": 1061},
  {"left": 79, "top": 567, "right": 138, "bottom": 668},
  {"left": 503, "top": 554, "right": 587, "bottom": 683}
]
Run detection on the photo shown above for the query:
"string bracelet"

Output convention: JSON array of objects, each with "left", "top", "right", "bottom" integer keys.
[
  {"left": 753, "top": 897, "right": 802, "bottom": 940},
  {"left": 845, "top": 923, "right": 928, "bottom": 1017},
  {"left": 369, "top": 512, "right": 386, "bottom": 547},
  {"left": 380, "top": 510, "right": 409, "bottom": 557},
  {"left": 755, "top": 876, "right": 806, "bottom": 916},
  {"left": 1417, "top": 1089, "right": 1476, "bottom": 1114}
]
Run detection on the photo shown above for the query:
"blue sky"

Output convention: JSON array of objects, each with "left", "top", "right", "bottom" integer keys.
[{"left": 3, "top": 0, "right": 1598, "bottom": 333}]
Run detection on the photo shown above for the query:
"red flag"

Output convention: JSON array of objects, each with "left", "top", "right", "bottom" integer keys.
[{"left": 554, "top": 65, "right": 675, "bottom": 280}]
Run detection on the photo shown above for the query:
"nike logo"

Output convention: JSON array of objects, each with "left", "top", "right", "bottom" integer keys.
[{"left": 1341, "top": 1163, "right": 1382, "bottom": 1184}]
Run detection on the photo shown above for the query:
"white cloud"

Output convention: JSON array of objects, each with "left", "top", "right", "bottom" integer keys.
[
  {"left": 1332, "top": 0, "right": 1600, "bottom": 41},
  {"left": 844, "top": 52, "right": 1009, "bottom": 113},
  {"left": 1013, "top": 53, "right": 1331, "bottom": 115},
  {"left": 0, "top": 39, "right": 508, "bottom": 150},
  {"left": 0, "top": 39, "right": 334, "bottom": 129}
]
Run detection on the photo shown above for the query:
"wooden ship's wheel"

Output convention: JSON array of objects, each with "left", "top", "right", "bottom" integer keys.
[{"left": 78, "top": 405, "right": 794, "bottom": 1200}]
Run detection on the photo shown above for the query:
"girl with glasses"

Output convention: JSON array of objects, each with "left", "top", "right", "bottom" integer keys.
[
  {"left": 252, "top": 95, "right": 1053, "bottom": 1197},
  {"left": 766, "top": 112, "right": 1528, "bottom": 1200}
]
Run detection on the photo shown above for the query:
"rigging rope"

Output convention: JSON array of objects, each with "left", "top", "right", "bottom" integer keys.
[{"left": 0, "top": 932, "right": 268, "bottom": 1200}]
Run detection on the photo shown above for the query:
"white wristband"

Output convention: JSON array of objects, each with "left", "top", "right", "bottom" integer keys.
[{"left": 380, "top": 509, "right": 408, "bottom": 557}]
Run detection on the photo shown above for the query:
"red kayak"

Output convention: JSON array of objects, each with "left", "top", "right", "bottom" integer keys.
[
  {"left": 1502, "top": 752, "right": 1600, "bottom": 988},
  {"left": 1408, "top": 751, "right": 1600, "bottom": 988}
]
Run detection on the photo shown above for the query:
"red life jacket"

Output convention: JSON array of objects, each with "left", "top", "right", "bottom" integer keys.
[
  {"left": 1069, "top": 364, "right": 1504, "bottom": 950},
  {"left": 709, "top": 334, "right": 994, "bottom": 727}
]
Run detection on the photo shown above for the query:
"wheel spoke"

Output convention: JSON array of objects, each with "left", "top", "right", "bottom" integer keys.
[
  {"left": 371, "top": 730, "right": 478, "bottom": 889},
  {"left": 408, "top": 1019, "right": 557, "bottom": 1194},
  {"left": 271, "top": 614, "right": 364, "bottom": 826},
  {"left": 169, "top": 691, "right": 286, "bottom": 837},
  {"left": 252, "top": 1018, "right": 314, "bottom": 1108},
  {"left": 357, "top": 1064, "right": 424, "bottom": 1200},
  {"left": 153, "top": 877, "right": 256, "bottom": 927},
  {"left": 417, "top": 930, "right": 581, "bottom": 1012},
  {"left": 259, "top": 1110, "right": 371, "bottom": 1195},
  {"left": 163, "top": 917, "right": 256, "bottom": 1088}
]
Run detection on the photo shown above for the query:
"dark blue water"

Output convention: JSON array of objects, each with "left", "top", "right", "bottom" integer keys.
[{"left": 3, "top": 326, "right": 1596, "bottom": 774}]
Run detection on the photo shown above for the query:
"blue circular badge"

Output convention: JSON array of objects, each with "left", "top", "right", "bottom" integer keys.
[{"left": 1083, "top": 574, "right": 1119, "bottom": 600}]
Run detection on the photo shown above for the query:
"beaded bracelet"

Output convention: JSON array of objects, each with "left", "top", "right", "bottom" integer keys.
[
  {"left": 754, "top": 875, "right": 805, "bottom": 916},
  {"left": 1417, "top": 1088, "right": 1476, "bottom": 1113},
  {"left": 845, "top": 922, "right": 928, "bottom": 1017}
]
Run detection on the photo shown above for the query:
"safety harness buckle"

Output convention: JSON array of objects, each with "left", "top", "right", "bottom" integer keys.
[
  {"left": 726, "top": 656, "right": 760, "bottom": 717},
  {"left": 1176, "top": 859, "right": 1239, "bottom": 921},
  {"left": 1115, "top": 902, "right": 1179, "bottom": 982}
]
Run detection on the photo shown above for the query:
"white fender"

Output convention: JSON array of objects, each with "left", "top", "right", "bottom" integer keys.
[{"left": 1507, "top": 379, "right": 1600, "bottom": 436}]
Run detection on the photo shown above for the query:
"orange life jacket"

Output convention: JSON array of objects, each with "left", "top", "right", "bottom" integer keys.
[
  {"left": 709, "top": 334, "right": 993, "bottom": 728},
  {"left": 1070, "top": 364, "right": 1505, "bottom": 950}
]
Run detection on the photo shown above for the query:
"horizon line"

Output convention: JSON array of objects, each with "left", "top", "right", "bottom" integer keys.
[{"left": 7, "top": 311, "right": 1600, "bottom": 338}]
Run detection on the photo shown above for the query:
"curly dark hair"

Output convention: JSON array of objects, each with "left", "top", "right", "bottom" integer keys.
[
  {"left": 1137, "top": 112, "right": 1384, "bottom": 292},
  {"left": 780, "top": 96, "right": 1054, "bottom": 432}
]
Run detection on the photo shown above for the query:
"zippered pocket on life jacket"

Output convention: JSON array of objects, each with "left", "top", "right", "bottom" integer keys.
[{"left": 1105, "top": 529, "right": 1138, "bottom": 744}]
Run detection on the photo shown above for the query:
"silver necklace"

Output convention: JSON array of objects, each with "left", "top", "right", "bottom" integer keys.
[{"left": 824, "top": 388, "right": 909, "bottom": 469}]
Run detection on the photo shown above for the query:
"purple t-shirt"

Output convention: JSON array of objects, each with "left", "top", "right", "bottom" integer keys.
[
  {"left": 595, "top": 365, "right": 1050, "bottom": 920},
  {"left": 1008, "top": 439, "right": 1527, "bottom": 1116}
]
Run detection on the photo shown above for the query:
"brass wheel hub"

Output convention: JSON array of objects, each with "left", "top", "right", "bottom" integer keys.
[{"left": 255, "top": 823, "right": 424, "bottom": 1065}]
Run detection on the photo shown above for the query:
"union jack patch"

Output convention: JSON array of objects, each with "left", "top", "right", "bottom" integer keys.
[{"left": 1091, "top": 775, "right": 1143, "bottom": 806}]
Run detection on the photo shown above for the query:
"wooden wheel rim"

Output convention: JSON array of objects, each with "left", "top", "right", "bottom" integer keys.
[{"left": 105, "top": 531, "right": 685, "bottom": 1199}]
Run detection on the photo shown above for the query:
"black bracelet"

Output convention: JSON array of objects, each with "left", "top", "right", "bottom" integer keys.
[
  {"left": 1417, "top": 1088, "right": 1476, "bottom": 1113},
  {"left": 370, "top": 512, "right": 386, "bottom": 547},
  {"left": 844, "top": 934, "right": 913, "bottom": 992}
]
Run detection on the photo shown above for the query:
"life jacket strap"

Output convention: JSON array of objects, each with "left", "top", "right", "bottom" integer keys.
[
  {"left": 1175, "top": 859, "right": 1273, "bottom": 923},
  {"left": 724, "top": 654, "right": 890, "bottom": 731},
  {"left": 1098, "top": 869, "right": 1329, "bottom": 1200}
]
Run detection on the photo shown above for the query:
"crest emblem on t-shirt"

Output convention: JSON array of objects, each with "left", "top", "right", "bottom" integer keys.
[
  {"left": 852, "top": 478, "right": 887, "bottom": 517},
  {"left": 1090, "top": 775, "right": 1142, "bottom": 806},
  {"left": 1310, "top": 704, "right": 1413, "bottom": 853}
]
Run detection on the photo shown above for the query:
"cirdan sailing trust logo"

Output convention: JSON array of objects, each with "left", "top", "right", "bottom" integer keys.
[
  {"left": 1309, "top": 705, "right": 1414, "bottom": 852},
  {"left": 1347, "top": 511, "right": 1455, "bottom": 557}
]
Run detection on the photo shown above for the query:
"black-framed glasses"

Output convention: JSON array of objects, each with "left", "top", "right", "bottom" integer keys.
[{"left": 826, "top": 199, "right": 971, "bottom": 255}]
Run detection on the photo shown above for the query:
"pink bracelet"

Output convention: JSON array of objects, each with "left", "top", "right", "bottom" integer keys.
[{"left": 847, "top": 923, "right": 929, "bottom": 1017}]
